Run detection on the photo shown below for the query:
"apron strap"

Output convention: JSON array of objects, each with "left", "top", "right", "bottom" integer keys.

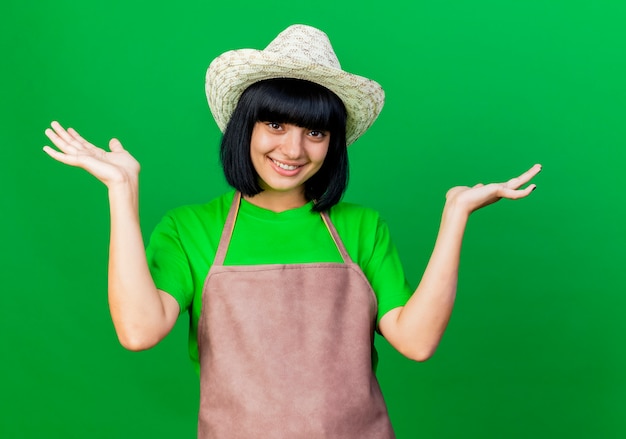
[
  {"left": 213, "top": 191, "right": 242, "bottom": 266},
  {"left": 214, "top": 191, "right": 354, "bottom": 265},
  {"left": 320, "top": 210, "right": 353, "bottom": 264}
]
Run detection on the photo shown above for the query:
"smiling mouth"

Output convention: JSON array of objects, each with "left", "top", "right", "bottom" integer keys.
[{"left": 271, "top": 158, "right": 302, "bottom": 171}]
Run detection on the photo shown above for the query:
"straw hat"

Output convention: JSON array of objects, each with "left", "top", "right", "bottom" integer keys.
[{"left": 205, "top": 24, "right": 385, "bottom": 145}]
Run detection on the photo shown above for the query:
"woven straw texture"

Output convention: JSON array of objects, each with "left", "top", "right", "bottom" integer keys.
[{"left": 205, "top": 25, "right": 385, "bottom": 145}]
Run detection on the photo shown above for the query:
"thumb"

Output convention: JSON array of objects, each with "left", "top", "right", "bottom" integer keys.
[
  {"left": 109, "top": 138, "right": 124, "bottom": 152},
  {"left": 445, "top": 186, "right": 468, "bottom": 200}
]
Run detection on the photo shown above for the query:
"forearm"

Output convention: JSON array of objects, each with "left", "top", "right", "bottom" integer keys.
[
  {"left": 107, "top": 181, "right": 174, "bottom": 350},
  {"left": 43, "top": 123, "right": 179, "bottom": 349},
  {"left": 381, "top": 165, "right": 540, "bottom": 361},
  {"left": 385, "top": 203, "right": 468, "bottom": 360}
]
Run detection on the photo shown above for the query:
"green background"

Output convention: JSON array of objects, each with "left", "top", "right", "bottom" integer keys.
[{"left": 2, "top": 1, "right": 625, "bottom": 437}]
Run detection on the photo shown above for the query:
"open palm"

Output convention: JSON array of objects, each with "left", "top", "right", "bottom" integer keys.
[
  {"left": 43, "top": 121, "right": 140, "bottom": 187},
  {"left": 446, "top": 164, "right": 542, "bottom": 214}
]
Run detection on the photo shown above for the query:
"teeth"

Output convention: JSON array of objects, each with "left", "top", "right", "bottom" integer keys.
[{"left": 272, "top": 159, "right": 299, "bottom": 171}]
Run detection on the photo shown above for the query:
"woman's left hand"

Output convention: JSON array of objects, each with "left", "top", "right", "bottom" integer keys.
[
  {"left": 380, "top": 163, "right": 542, "bottom": 361},
  {"left": 445, "top": 164, "right": 542, "bottom": 215}
]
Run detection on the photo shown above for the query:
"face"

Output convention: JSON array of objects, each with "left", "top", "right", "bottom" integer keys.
[{"left": 249, "top": 121, "right": 330, "bottom": 200}]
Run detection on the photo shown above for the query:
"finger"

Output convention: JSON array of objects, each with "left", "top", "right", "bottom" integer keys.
[
  {"left": 43, "top": 145, "right": 105, "bottom": 172},
  {"left": 109, "top": 138, "right": 124, "bottom": 152},
  {"left": 50, "top": 121, "right": 79, "bottom": 145},
  {"left": 498, "top": 184, "right": 537, "bottom": 200},
  {"left": 50, "top": 121, "right": 93, "bottom": 153},
  {"left": 45, "top": 127, "right": 79, "bottom": 154},
  {"left": 67, "top": 127, "right": 99, "bottom": 152},
  {"left": 43, "top": 145, "right": 81, "bottom": 166},
  {"left": 505, "top": 164, "right": 542, "bottom": 189}
]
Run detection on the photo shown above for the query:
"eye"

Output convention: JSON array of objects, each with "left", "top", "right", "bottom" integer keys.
[
  {"left": 265, "top": 122, "right": 282, "bottom": 130},
  {"left": 308, "top": 130, "right": 328, "bottom": 138}
]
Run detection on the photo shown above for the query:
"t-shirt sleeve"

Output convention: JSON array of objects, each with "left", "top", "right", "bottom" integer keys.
[
  {"left": 145, "top": 212, "right": 194, "bottom": 313},
  {"left": 364, "top": 216, "right": 413, "bottom": 324}
]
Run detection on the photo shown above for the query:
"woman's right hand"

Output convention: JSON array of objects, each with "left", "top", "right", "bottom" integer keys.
[
  {"left": 44, "top": 121, "right": 178, "bottom": 349},
  {"left": 43, "top": 121, "right": 140, "bottom": 188}
]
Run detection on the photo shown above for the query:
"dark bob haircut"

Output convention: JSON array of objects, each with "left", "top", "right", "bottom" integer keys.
[{"left": 220, "top": 78, "right": 348, "bottom": 212}]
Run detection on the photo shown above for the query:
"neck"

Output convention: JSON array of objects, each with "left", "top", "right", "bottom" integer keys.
[{"left": 243, "top": 189, "right": 308, "bottom": 212}]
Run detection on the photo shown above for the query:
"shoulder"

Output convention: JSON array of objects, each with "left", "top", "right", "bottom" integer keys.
[
  {"left": 329, "top": 201, "right": 386, "bottom": 235},
  {"left": 163, "top": 191, "right": 235, "bottom": 225},
  {"left": 329, "top": 201, "right": 382, "bottom": 222},
  {"left": 329, "top": 201, "right": 390, "bottom": 258},
  {"left": 153, "top": 191, "right": 236, "bottom": 239}
]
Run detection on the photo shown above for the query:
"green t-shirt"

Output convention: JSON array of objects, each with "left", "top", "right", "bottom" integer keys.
[{"left": 146, "top": 191, "right": 412, "bottom": 372}]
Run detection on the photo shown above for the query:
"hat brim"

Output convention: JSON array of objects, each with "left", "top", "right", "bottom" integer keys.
[{"left": 206, "top": 49, "right": 385, "bottom": 145}]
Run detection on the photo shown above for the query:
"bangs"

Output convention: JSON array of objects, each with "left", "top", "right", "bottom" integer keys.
[
  {"left": 249, "top": 78, "right": 346, "bottom": 133},
  {"left": 221, "top": 77, "right": 349, "bottom": 211}
]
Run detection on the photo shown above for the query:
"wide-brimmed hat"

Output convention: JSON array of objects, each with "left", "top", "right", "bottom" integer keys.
[{"left": 205, "top": 24, "right": 385, "bottom": 146}]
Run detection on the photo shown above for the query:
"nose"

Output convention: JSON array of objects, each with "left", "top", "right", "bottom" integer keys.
[{"left": 281, "top": 128, "right": 305, "bottom": 159}]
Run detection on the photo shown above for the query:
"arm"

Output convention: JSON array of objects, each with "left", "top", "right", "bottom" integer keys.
[
  {"left": 44, "top": 121, "right": 179, "bottom": 350},
  {"left": 379, "top": 164, "right": 542, "bottom": 361}
]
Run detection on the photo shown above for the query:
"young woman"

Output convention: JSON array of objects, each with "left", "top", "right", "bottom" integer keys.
[{"left": 43, "top": 25, "right": 541, "bottom": 438}]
